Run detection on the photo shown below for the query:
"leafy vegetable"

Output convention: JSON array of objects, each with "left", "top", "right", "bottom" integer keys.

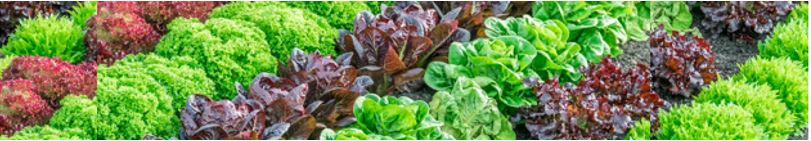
[
  {"left": 363, "top": 1, "right": 394, "bottom": 14},
  {"left": 650, "top": 1, "right": 693, "bottom": 32},
  {"left": 209, "top": 2, "right": 337, "bottom": 61},
  {"left": 698, "top": 1, "right": 794, "bottom": 41},
  {"left": 0, "top": 126, "right": 87, "bottom": 140},
  {"left": 425, "top": 36, "right": 538, "bottom": 109},
  {"left": 136, "top": 1, "right": 225, "bottom": 34},
  {"left": 732, "top": 57, "right": 808, "bottom": 128},
  {"left": 484, "top": 16, "right": 587, "bottom": 83},
  {"left": 519, "top": 58, "right": 664, "bottom": 139},
  {"left": 625, "top": 119, "right": 651, "bottom": 140},
  {"left": 0, "top": 1, "right": 77, "bottom": 45},
  {"left": 0, "top": 56, "right": 14, "bottom": 74},
  {"left": 0, "top": 79, "right": 54, "bottom": 135},
  {"left": 429, "top": 77, "right": 514, "bottom": 140},
  {"left": 656, "top": 103, "right": 764, "bottom": 140},
  {"left": 337, "top": 3, "right": 469, "bottom": 94},
  {"left": 416, "top": 1, "right": 509, "bottom": 38},
  {"left": 84, "top": 1, "right": 161, "bottom": 65},
  {"left": 649, "top": 27, "right": 717, "bottom": 97},
  {"left": 1, "top": 15, "right": 85, "bottom": 63},
  {"left": 321, "top": 94, "right": 454, "bottom": 140},
  {"left": 68, "top": 1, "right": 97, "bottom": 29},
  {"left": 1, "top": 56, "right": 96, "bottom": 107},
  {"left": 48, "top": 54, "right": 215, "bottom": 139},
  {"left": 758, "top": 14, "right": 808, "bottom": 66},
  {"left": 695, "top": 79, "right": 796, "bottom": 139},
  {"left": 285, "top": 1, "right": 371, "bottom": 30},
  {"left": 155, "top": 18, "right": 276, "bottom": 99},
  {"left": 532, "top": 1, "right": 627, "bottom": 62},
  {"left": 788, "top": 3, "right": 808, "bottom": 22}
]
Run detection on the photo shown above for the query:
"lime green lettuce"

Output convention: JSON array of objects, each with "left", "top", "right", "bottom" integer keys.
[
  {"left": 48, "top": 54, "right": 215, "bottom": 139},
  {"left": 758, "top": 16, "right": 808, "bottom": 66},
  {"left": 429, "top": 77, "right": 515, "bottom": 140},
  {"left": 0, "top": 55, "right": 14, "bottom": 74},
  {"left": 732, "top": 57, "right": 808, "bottom": 129},
  {"left": 364, "top": 1, "right": 394, "bottom": 14},
  {"left": 625, "top": 119, "right": 651, "bottom": 140},
  {"left": 68, "top": 1, "right": 97, "bottom": 29},
  {"left": 155, "top": 18, "right": 276, "bottom": 99},
  {"left": 532, "top": 1, "right": 626, "bottom": 63},
  {"left": 789, "top": 3, "right": 808, "bottom": 23},
  {"left": 285, "top": 1, "right": 370, "bottom": 30},
  {"left": 695, "top": 79, "right": 796, "bottom": 139},
  {"left": 0, "top": 126, "right": 88, "bottom": 140},
  {"left": 321, "top": 94, "right": 454, "bottom": 140},
  {"left": 484, "top": 16, "right": 587, "bottom": 83},
  {"left": 425, "top": 36, "right": 538, "bottom": 109},
  {"left": 656, "top": 103, "right": 765, "bottom": 140},
  {"left": 210, "top": 2, "right": 337, "bottom": 61},
  {"left": 1, "top": 15, "right": 84, "bottom": 63}
]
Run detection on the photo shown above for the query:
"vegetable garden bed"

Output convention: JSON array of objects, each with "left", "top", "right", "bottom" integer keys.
[{"left": 0, "top": 1, "right": 808, "bottom": 140}]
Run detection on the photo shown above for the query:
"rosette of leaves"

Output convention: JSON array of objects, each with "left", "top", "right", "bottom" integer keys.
[
  {"left": 84, "top": 1, "right": 161, "bottom": 65},
  {"left": 2, "top": 56, "right": 96, "bottom": 107},
  {"left": 155, "top": 17, "right": 277, "bottom": 99},
  {"left": 788, "top": 3, "right": 807, "bottom": 23},
  {"left": 429, "top": 77, "right": 515, "bottom": 140},
  {"left": 484, "top": 16, "right": 588, "bottom": 83},
  {"left": 626, "top": 119, "right": 651, "bottom": 140},
  {"left": 1, "top": 15, "right": 85, "bottom": 63},
  {"left": 67, "top": 1, "right": 96, "bottom": 29},
  {"left": 179, "top": 94, "right": 270, "bottom": 140},
  {"left": 532, "top": 1, "right": 627, "bottom": 62},
  {"left": 649, "top": 27, "right": 717, "bottom": 97},
  {"left": 425, "top": 36, "right": 538, "bottom": 109},
  {"left": 695, "top": 79, "right": 796, "bottom": 139},
  {"left": 0, "top": 126, "right": 87, "bottom": 140},
  {"left": 656, "top": 103, "right": 764, "bottom": 140},
  {"left": 337, "top": 3, "right": 469, "bottom": 94},
  {"left": 0, "top": 80, "right": 54, "bottom": 136},
  {"left": 623, "top": 1, "right": 694, "bottom": 41},
  {"left": 209, "top": 2, "right": 337, "bottom": 61},
  {"left": 47, "top": 54, "right": 215, "bottom": 139},
  {"left": 285, "top": 1, "right": 371, "bottom": 30},
  {"left": 136, "top": 1, "right": 225, "bottom": 34},
  {"left": 0, "top": 1, "right": 77, "bottom": 45},
  {"left": 519, "top": 58, "right": 664, "bottom": 140},
  {"left": 758, "top": 12, "right": 808, "bottom": 66},
  {"left": 698, "top": 1, "right": 794, "bottom": 40},
  {"left": 414, "top": 1, "right": 509, "bottom": 38},
  {"left": 732, "top": 57, "right": 808, "bottom": 128},
  {"left": 320, "top": 94, "right": 454, "bottom": 140}
]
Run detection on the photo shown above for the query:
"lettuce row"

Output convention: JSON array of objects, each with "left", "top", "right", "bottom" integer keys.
[
  {"left": 532, "top": 1, "right": 626, "bottom": 62},
  {"left": 695, "top": 79, "right": 796, "bottom": 139},
  {"left": 429, "top": 77, "right": 515, "bottom": 140}
]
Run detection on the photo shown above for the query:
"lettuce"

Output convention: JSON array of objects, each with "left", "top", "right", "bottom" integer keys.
[
  {"left": 656, "top": 103, "right": 764, "bottom": 140},
  {"left": 0, "top": 126, "right": 87, "bottom": 140},
  {"left": 1, "top": 15, "right": 85, "bottom": 63},
  {"left": 733, "top": 57, "right": 808, "bottom": 129},
  {"left": 155, "top": 18, "right": 276, "bottom": 99},
  {"left": 285, "top": 1, "right": 370, "bottom": 30},
  {"left": 210, "top": 2, "right": 337, "bottom": 61},
  {"left": 425, "top": 36, "right": 538, "bottom": 109},
  {"left": 532, "top": 1, "right": 626, "bottom": 62},
  {"left": 68, "top": 1, "right": 96, "bottom": 29},
  {"left": 429, "top": 77, "right": 515, "bottom": 140},
  {"left": 321, "top": 94, "right": 454, "bottom": 140},
  {"left": 695, "top": 79, "right": 796, "bottom": 139},
  {"left": 758, "top": 15, "right": 808, "bottom": 66},
  {"left": 484, "top": 16, "right": 587, "bottom": 83}
]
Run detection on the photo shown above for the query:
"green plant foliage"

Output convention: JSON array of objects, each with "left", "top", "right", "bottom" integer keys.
[
  {"left": 209, "top": 2, "right": 336, "bottom": 61},
  {"left": 0, "top": 55, "right": 14, "bottom": 74},
  {"left": 789, "top": 3, "right": 808, "bottom": 23},
  {"left": 656, "top": 103, "right": 765, "bottom": 140},
  {"left": 484, "top": 16, "right": 587, "bottom": 83},
  {"left": 532, "top": 1, "right": 626, "bottom": 62},
  {"left": 0, "top": 126, "right": 88, "bottom": 140},
  {"left": 48, "top": 54, "right": 216, "bottom": 139},
  {"left": 733, "top": 57, "right": 809, "bottom": 128},
  {"left": 625, "top": 119, "right": 651, "bottom": 140},
  {"left": 429, "top": 77, "right": 515, "bottom": 140},
  {"left": 695, "top": 79, "right": 796, "bottom": 139},
  {"left": 68, "top": 1, "right": 96, "bottom": 28},
  {"left": 650, "top": 1, "right": 694, "bottom": 32},
  {"left": 155, "top": 18, "right": 276, "bottom": 99},
  {"left": 758, "top": 17, "right": 808, "bottom": 66},
  {"left": 425, "top": 36, "right": 538, "bottom": 109},
  {"left": 321, "top": 94, "right": 454, "bottom": 140},
  {"left": 364, "top": 1, "right": 394, "bottom": 13},
  {"left": 285, "top": 1, "right": 370, "bottom": 30},
  {"left": 0, "top": 15, "right": 84, "bottom": 63}
]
